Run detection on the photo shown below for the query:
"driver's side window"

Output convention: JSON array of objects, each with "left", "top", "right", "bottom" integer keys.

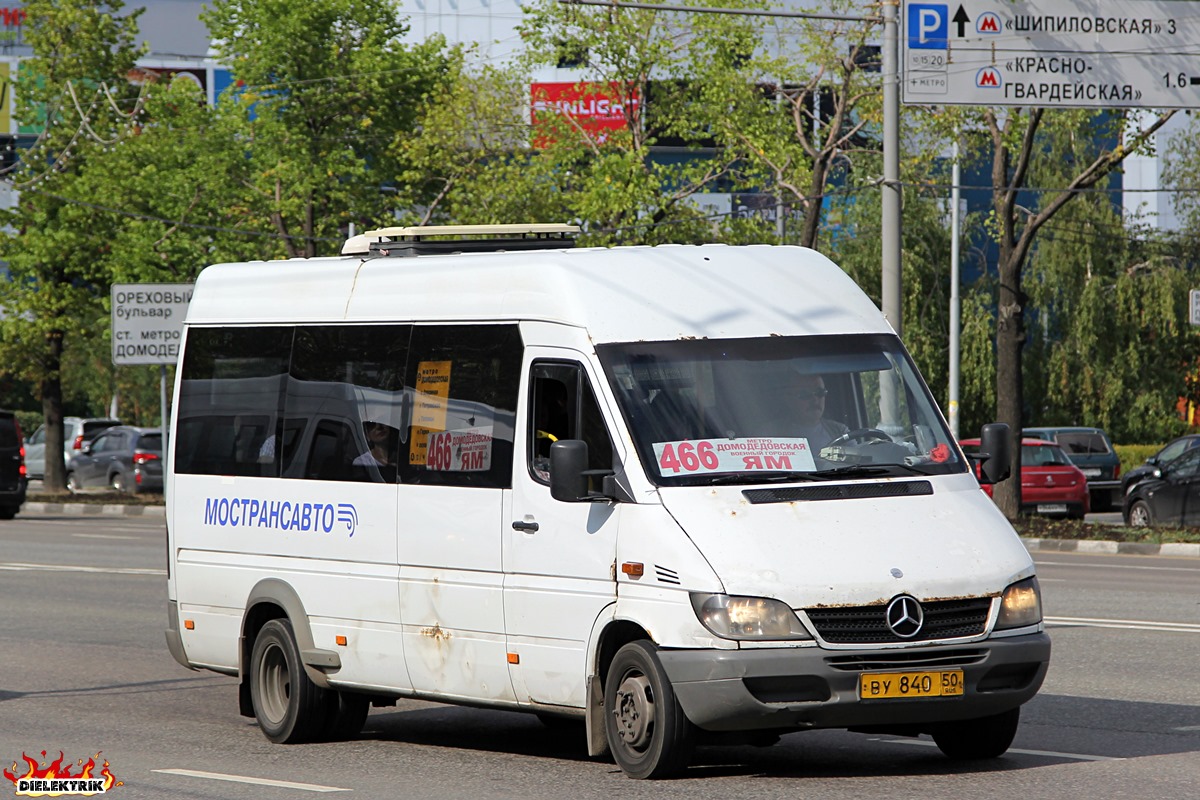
[{"left": 528, "top": 362, "right": 614, "bottom": 484}]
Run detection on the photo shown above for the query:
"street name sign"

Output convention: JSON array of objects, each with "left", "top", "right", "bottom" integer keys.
[
  {"left": 111, "top": 283, "right": 194, "bottom": 365},
  {"left": 902, "top": 0, "right": 1200, "bottom": 107}
]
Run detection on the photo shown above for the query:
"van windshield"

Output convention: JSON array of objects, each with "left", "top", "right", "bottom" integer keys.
[{"left": 597, "top": 334, "right": 965, "bottom": 486}]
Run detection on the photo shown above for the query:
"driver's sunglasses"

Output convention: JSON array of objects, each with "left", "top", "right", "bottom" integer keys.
[{"left": 796, "top": 388, "right": 829, "bottom": 400}]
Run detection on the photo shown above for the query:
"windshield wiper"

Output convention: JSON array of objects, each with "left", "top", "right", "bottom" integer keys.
[
  {"left": 709, "top": 471, "right": 820, "bottom": 485},
  {"left": 809, "top": 463, "right": 935, "bottom": 479}
]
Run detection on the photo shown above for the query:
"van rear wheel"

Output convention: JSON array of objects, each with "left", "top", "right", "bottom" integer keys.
[
  {"left": 931, "top": 707, "right": 1020, "bottom": 760},
  {"left": 604, "top": 640, "right": 695, "bottom": 779},
  {"left": 249, "top": 619, "right": 330, "bottom": 743}
]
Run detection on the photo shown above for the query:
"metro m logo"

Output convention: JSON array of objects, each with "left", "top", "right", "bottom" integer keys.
[
  {"left": 976, "top": 67, "right": 1002, "bottom": 89},
  {"left": 907, "top": 3, "right": 947, "bottom": 49}
]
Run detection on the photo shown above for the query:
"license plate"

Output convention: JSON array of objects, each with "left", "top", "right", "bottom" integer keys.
[
  {"left": 860, "top": 670, "right": 964, "bottom": 700},
  {"left": 1082, "top": 468, "right": 1101, "bottom": 477},
  {"left": 1037, "top": 503, "right": 1068, "bottom": 514}
]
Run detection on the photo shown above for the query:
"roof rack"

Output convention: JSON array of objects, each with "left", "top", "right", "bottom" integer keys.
[{"left": 341, "top": 223, "right": 581, "bottom": 257}]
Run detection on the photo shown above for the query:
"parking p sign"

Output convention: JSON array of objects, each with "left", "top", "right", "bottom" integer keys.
[
  {"left": 111, "top": 283, "right": 194, "bottom": 365},
  {"left": 908, "top": 3, "right": 948, "bottom": 49}
]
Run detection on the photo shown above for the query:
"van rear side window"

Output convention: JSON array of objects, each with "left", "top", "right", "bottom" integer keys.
[
  {"left": 175, "top": 323, "right": 521, "bottom": 488},
  {"left": 175, "top": 327, "right": 291, "bottom": 477}
]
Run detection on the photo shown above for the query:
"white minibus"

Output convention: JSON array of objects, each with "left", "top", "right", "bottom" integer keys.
[{"left": 165, "top": 224, "right": 1048, "bottom": 779}]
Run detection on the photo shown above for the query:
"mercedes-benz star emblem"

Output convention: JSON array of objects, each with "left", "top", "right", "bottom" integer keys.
[{"left": 886, "top": 595, "right": 924, "bottom": 638}]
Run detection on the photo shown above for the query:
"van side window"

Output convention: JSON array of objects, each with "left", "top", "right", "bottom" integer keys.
[
  {"left": 176, "top": 327, "right": 292, "bottom": 476},
  {"left": 400, "top": 325, "right": 521, "bottom": 489},
  {"left": 528, "top": 362, "right": 615, "bottom": 484},
  {"left": 285, "top": 325, "right": 411, "bottom": 483}
]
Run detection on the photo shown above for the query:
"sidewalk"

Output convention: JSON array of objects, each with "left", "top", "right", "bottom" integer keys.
[
  {"left": 1020, "top": 537, "right": 1200, "bottom": 558},
  {"left": 22, "top": 500, "right": 165, "bottom": 517}
]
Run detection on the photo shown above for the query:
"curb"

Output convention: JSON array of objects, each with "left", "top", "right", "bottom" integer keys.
[
  {"left": 22, "top": 502, "right": 165, "bottom": 518},
  {"left": 1022, "top": 537, "right": 1200, "bottom": 558}
]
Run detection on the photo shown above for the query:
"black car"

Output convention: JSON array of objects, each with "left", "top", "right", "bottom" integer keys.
[
  {"left": 66, "top": 426, "right": 163, "bottom": 493},
  {"left": 1123, "top": 446, "right": 1200, "bottom": 527},
  {"left": 1120, "top": 434, "right": 1200, "bottom": 500},
  {"left": 0, "top": 410, "right": 28, "bottom": 518}
]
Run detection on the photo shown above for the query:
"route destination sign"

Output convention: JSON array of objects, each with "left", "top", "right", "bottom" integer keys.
[{"left": 902, "top": 0, "right": 1200, "bottom": 107}]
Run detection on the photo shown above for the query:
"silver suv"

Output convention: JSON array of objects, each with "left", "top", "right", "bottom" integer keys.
[{"left": 24, "top": 417, "right": 123, "bottom": 480}]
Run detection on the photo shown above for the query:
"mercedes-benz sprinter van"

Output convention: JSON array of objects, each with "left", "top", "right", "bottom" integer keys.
[{"left": 165, "top": 225, "right": 1048, "bottom": 779}]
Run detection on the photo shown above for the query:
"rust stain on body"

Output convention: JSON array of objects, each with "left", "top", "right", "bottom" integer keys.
[{"left": 421, "top": 624, "right": 452, "bottom": 642}]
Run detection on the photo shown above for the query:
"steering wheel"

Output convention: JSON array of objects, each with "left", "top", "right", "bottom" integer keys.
[{"left": 827, "top": 428, "right": 892, "bottom": 447}]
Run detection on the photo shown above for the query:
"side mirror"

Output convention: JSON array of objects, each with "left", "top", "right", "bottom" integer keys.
[
  {"left": 80, "top": 443, "right": 93, "bottom": 455},
  {"left": 550, "top": 440, "right": 589, "bottom": 502},
  {"left": 977, "top": 423, "right": 1011, "bottom": 484}
]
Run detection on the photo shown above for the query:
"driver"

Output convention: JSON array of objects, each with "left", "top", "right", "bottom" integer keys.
[{"left": 789, "top": 373, "right": 848, "bottom": 453}]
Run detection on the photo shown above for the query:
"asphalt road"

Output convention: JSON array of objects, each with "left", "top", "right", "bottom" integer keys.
[{"left": 1, "top": 513, "right": 1197, "bottom": 799}]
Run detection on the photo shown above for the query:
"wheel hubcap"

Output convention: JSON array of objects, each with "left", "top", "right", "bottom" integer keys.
[
  {"left": 612, "top": 673, "right": 655, "bottom": 750},
  {"left": 1130, "top": 506, "right": 1148, "bottom": 526},
  {"left": 258, "top": 642, "right": 291, "bottom": 724}
]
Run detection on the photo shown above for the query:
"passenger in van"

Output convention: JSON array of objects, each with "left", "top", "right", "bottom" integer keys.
[
  {"left": 788, "top": 373, "right": 848, "bottom": 453},
  {"left": 354, "top": 421, "right": 396, "bottom": 467}
]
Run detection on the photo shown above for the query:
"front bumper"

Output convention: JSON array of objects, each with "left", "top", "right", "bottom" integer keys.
[{"left": 657, "top": 633, "right": 1050, "bottom": 732}]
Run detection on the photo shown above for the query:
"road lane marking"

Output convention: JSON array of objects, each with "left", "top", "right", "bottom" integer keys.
[
  {"left": 1045, "top": 616, "right": 1200, "bottom": 633},
  {"left": 73, "top": 534, "right": 142, "bottom": 540},
  {"left": 1175, "top": 725, "right": 1200, "bottom": 731},
  {"left": 153, "top": 769, "right": 350, "bottom": 793},
  {"left": 0, "top": 561, "right": 165, "bottom": 576},
  {"left": 875, "top": 738, "right": 1120, "bottom": 761}
]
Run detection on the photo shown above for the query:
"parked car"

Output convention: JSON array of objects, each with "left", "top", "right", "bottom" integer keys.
[
  {"left": 1123, "top": 445, "right": 1200, "bottom": 526},
  {"left": 1022, "top": 426, "right": 1120, "bottom": 511},
  {"left": 66, "top": 426, "right": 163, "bottom": 493},
  {"left": 0, "top": 410, "right": 27, "bottom": 518},
  {"left": 1120, "top": 434, "right": 1200, "bottom": 500},
  {"left": 25, "top": 417, "right": 123, "bottom": 480},
  {"left": 962, "top": 437, "right": 1090, "bottom": 519}
]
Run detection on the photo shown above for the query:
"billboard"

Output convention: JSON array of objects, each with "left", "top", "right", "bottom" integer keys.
[{"left": 530, "top": 81, "right": 638, "bottom": 146}]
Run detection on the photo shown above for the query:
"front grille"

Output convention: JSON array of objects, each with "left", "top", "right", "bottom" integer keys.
[
  {"left": 826, "top": 648, "right": 988, "bottom": 672},
  {"left": 805, "top": 597, "right": 992, "bottom": 644}
]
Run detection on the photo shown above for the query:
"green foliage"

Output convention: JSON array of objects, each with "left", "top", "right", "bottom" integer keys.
[
  {"left": 202, "top": 0, "right": 453, "bottom": 255},
  {"left": 397, "top": 0, "right": 765, "bottom": 244}
]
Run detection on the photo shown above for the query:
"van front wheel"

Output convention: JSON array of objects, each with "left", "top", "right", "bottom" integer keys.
[
  {"left": 604, "top": 640, "right": 695, "bottom": 779},
  {"left": 250, "top": 619, "right": 330, "bottom": 743},
  {"left": 931, "top": 707, "right": 1020, "bottom": 760}
]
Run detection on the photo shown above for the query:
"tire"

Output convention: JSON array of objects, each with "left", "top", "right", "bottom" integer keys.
[
  {"left": 0, "top": 506, "right": 15, "bottom": 520},
  {"left": 249, "top": 619, "right": 331, "bottom": 744},
  {"left": 111, "top": 472, "right": 130, "bottom": 493},
  {"left": 66, "top": 472, "right": 81, "bottom": 493},
  {"left": 931, "top": 707, "right": 1020, "bottom": 760},
  {"left": 320, "top": 691, "right": 370, "bottom": 741},
  {"left": 1127, "top": 499, "right": 1153, "bottom": 527},
  {"left": 604, "top": 640, "right": 695, "bottom": 779}
]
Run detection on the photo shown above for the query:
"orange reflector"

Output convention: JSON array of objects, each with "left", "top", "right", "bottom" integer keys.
[
  {"left": 507, "top": 653, "right": 520, "bottom": 664},
  {"left": 621, "top": 562, "right": 644, "bottom": 577},
  {"left": 336, "top": 635, "right": 348, "bottom": 646},
  {"left": 183, "top": 620, "right": 195, "bottom": 630}
]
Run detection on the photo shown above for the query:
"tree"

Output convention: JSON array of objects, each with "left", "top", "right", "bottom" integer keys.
[
  {"left": 0, "top": 0, "right": 145, "bottom": 492},
  {"left": 202, "top": 0, "right": 453, "bottom": 256},
  {"left": 954, "top": 106, "right": 1176, "bottom": 517},
  {"left": 396, "top": 0, "right": 768, "bottom": 244},
  {"left": 686, "top": 0, "right": 883, "bottom": 249}
]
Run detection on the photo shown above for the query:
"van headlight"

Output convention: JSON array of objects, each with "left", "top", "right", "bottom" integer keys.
[
  {"left": 690, "top": 593, "right": 812, "bottom": 640},
  {"left": 995, "top": 577, "right": 1042, "bottom": 629}
]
